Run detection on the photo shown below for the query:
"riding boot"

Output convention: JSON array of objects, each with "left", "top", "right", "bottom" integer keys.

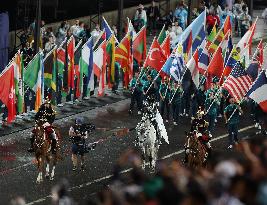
[
  {"left": 51, "top": 139, "right": 57, "bottom": 154},
  {"left": 27, "top": 135, "right": 35, "bottom": 152}
]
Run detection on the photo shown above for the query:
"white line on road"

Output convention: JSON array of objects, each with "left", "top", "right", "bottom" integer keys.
[{"left": 26, "top": 125, "right": 255, "bottom": 205}]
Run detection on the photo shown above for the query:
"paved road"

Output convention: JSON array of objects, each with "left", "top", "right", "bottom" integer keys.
[{"left": 0, "top": 96, "right": 264, "bottom": 205}]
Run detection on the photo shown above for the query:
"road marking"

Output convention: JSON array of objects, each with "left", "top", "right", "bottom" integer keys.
[{"left": 26, "top": 125, "right": 255, "bottom": 205}]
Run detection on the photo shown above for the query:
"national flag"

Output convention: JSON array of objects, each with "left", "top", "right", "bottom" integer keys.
[
  {"left": 115, "top": 32, "right": 133, "bottom": 86},
  {"left": 144, "top": 38, "right": 167, "bottom": 71},
  {"left": 24, "top": 52, "right": 44, "bottom": 111},
  {"left": 157, "top": 25, "right": 166, "bottom": 45},
  {"left": 198, "top": 40, "right": 210, "bottom": 74},
  {"left": 186, "top": 49, "right": 199, "bottom": 87},
  {"left": 208, "top": 29, "right": 225, "bottom": 54},
  {"left": 51, "top": 49, "right": 57, "bottom": 105},
  {"left": 93, "top": 41, "right": 107, "bottom": 96},
  {"left": 133, "top": 26, "right": 147, "bottom": 64},
  {"left": 102, "top": 16, "right": 113, "bottom": 41},
  {"left": 223, "top": 62, "right": 252, "bottom": 102},
  {"left": 223, "top": 16, "right": 232, "bottom": 35},
  {"left": 174, "top": 9, "right": 206, "bottom": 45},
  {"left": 246, "top": 61, "right": 259, "bottom": 81},
  {"left": 56, "top": 42, "right": 66, "bottom": 77},
  {"left": 80, "top": 38, "right": 94, "bottom": 96},
  {"left": 192, "top": 25, "right": 205, "bottom": 52},
  {"left": 247, "top": 71, "right": 267, "bottom": 112},
  {"left": 256, "top": 40, "right": 264, "bottom": 67},
  {"left": 67, "top": 36, "right": 75, "bottom": 89},
  {"left": 0, "top": 65, "right": 16, "bottom": 123},
  {"left": 14, "top": 52, "right": 24, "bottom": 114},
  {"left": 162, "top": 44, "right": 185, "bottom": 81},
  {"left": 207, "top": 46, "right": 224, "bottom": 77},
  {"left": 236, "top": 20, "right": 257, "bottom": 54},
  {"left": 74, "top": 40, "right": 83, "bottom": 98},
  {"left": 161, "top": 34, "right": 170, "bottom": 58},
  {"left": 106, "top": 35, "right": 116, "bottom": 87},
  {"left": 44, "top": 48, "right": 56, "bottom": 88},
  {"left": 207, "top": 23, "right": 217, "bottom": 47},
  {"left": 93, "top": 31, "right": 106, "bottom": 50},
  {"left": 182, "top": 30, "right": 193, "bottom": 62},
  {"left": 224, "top": 56, "right": 237, "bottom": 76}
]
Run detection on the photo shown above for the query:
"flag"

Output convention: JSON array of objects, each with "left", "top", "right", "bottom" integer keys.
[
  {"left": 174, "top": 10, "right": 206, "bottom": 45},
  {"left": 157, "top": 25, "right": 166, "bottom": 45},
  {"left": 192, "top": 25, "right": 205, "bottom": 52},
  {"left": 198, "top": 40, "right": 210, "bottom": 74},
  {"left": 14, "top": 52, "right": 24, "bottom": 114},
  {"left": 207, "top": 23, "right": 217, "bottom": 47},
  {"left": 208, "top": 30, "right": 225, "bottom": 54},
  {"left": 224, "top": 56, "right": 237, "bottom": 77},
  {"left": 133, "top": 26, "right": 147, "bottom": 64},
  {"left": 102, "top": 16, "right": 113, "bottom": 41},
  {"left": 24, "top": 53, "right": 44, "bottom": 111},
  {"left": 162, "top": 44, "right": 185, "bottom": 81},
  {"left": 80, "top": 38, "right": 94, "bottom": 95},
  {"left": 246, "top": 61, "right": 259, "bottom": 81},
  {"left": 182, "top": 30, "right": 192, "bottom": 61},
  {"left": 44, "top": 49, "right": 55, "bottom": 88},
  {"left": 161, "top": 34, "right": 170, "bottom": 58},
  {"left": 57, "top": 43, "right": 66, "bottom": 77},
  {"left": 236, "top": 20, "right": 257, "bottom": 54},
  {"left": 207, "top": 46, "right": 224, "bottom": 77},
  {"left": 67, "top": 36, "right": 75, "bottom": 89},
  {"left": 247, "top": 71, "right": 267, "bottom": 112},
  {"left": 0, "top": 65, "right": 16, "bottom": 123},
  {"left": 106, "top": 35, "right": 116, "bottom": 86},
  {"left": 93, "top": 31, "right": 106, "bottom": 51},
  {"left": 223, "top": 16, "right": 232, "bottom": 35},
  {"left": 256, "top": 40, "right": 264, "bottom": 67},
  {"left": 51, "top": 50, "right": 57, "bottom": 104},
  {"left": 127, "top": 18, "right": 136, "bottom": 38},
  {"left": 115, "top": 32, "right": 133, "bottom": 85},
  {"left": 186, "top": 49, "right": 199, "bottom": 87},
  {"left": 223, "top": 62, "right": 252, "bottom": 102},
  {"left": 93, "top": 41, "right": 106, "bottom": 96},
  {"left": 144, "top": 38, "right": 167, "bottom": 71}
]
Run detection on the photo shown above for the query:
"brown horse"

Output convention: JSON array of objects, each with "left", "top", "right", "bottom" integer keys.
[
  {"left": 184, "top": 132, "right": 208, "bottom": 169},
  {"left": 33, "top": 125, "right": 61, "bottom": 183}
]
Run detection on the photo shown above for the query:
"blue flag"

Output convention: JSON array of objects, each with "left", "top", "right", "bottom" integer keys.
[
  {"left": 192, "top": 25, "right": 205, "bottom": 52},
  {"left": 0, "top": 12, "right": 9, "bottom": 72}
]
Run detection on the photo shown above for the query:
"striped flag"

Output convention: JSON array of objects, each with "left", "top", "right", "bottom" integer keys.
[
  {"left": 223, "top": 62, "right": 252, "bottom": 102},
  {"left": 14, "top": 52, "right": 24, "bottom": 114}
]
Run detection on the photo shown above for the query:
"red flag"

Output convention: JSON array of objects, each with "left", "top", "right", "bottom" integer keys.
[
  {"left": 207, "top": 47, "right": 224, "bottom": 77},
  {"left": 223, "top": 16, "right": 232, "bottom": 35},
  {"left": 0, "top": 66, "right": 16, "bottom": 123},
  {"left": 256, "top": 40, "right": 264, "bottom": 67},
  {"left": 144, "top": 38, "right": 167, "bottom": 71},
  {"left": 67, "top": 36, "right": 75, "bottom": 89},
  {"left": 133, "top": 26, "right": 147, "bottom": 64},
  {"left": 160, "top": 35, "right": 170, "bottom": 58}
]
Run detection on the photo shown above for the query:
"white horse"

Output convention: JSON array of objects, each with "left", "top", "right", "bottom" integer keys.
[{"left": 135, "top": 104, "right": 169, "bottom": 170}]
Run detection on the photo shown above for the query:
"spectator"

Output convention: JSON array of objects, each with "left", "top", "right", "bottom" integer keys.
[
  {"left": 51, "top": 179, "right": 74, "bottom": 205},
  {"left": 174, "top": 1, "right": 188, "bottom": 30},
  {"left": 192, "top": 8, "right": 200, "bottom": 21},
  {"left": 91, "top": 24, "right": 101, "bottom": 44},
  {"left": 44, "top": 35, "right": 56, "bottom": 54},
  {"left": 173, "top": 21, "right": 183, "bottom": 36},
  {"left": 56, "top": 21, "right": 68, "bottom": 46},
  {"left": 209, "top": 1, "right": 223, "bottom": 16},
  {"left": 40, "top": 20, "right": 46, "bottom": 45},
  {"left": 167, "top": 24, "right": 177, "bottom": 46},
  {"left": 147, "top": 0, "right": 160, "bottom": 35},
  {"left": 163, "top": 11, "right": 174, "bottom": 28},
  {"left": 21, "top": 42, "right": 34, "bottom": 66},
  {"left": 77, "top": 21, "right": 86, "bottom": 40},
  {"left": 238, "top": 4, "right": 251, "bottom": 36},
  {"left": 70, "top": 19, "right": 80, "bottom": 38},
  {"left": 112, "top": 25, "right": 118, "bottom": 37},
  {"left": 198, "top": 1, "right": 206, "bottom": 13},
  {"left": 134, "top": 4, "right": 147, "bottom": 32},
  {"left": 206, "top": 10, "right": 220, "bottom": 34}
]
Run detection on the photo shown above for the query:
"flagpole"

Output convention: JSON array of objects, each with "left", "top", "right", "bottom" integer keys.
[
  {"left": 74, "top": 39, "right": 83, "bottom": 52},
  {"left": 157, "top": 24, "right": 165, "bottom": 42},
  {"left": 102, "top": 16, "right": 119, "bottom": 44},
  {"left": 93, "top": 30, "right": 105, "bottom": 49}
]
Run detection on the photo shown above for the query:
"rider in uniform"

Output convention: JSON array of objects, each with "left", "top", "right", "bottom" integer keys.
[
  {"left": 28, "top": 98, "right": 57, "bottom": 153},
  {"left": 69, "top": 117, "right": 88, "bottom": 171}
]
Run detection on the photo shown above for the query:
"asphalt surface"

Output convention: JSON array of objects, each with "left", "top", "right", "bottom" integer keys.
[{"left": 0, "top": 93, "right": 264, "bottom": 205}]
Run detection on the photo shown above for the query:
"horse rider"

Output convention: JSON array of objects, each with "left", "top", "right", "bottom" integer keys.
[
  {"left": 28, "top": 98, "right": 57, "bottom": 153},
  {"left": 69, "top": 117, "right": 88, "bottom": 171},
  {"left": 190, "top": 108, "right": 212, "bottom": 153}
]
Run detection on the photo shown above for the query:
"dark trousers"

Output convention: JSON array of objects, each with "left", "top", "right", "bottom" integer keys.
[
  {"left": 182, "top": 93, "right": 190, "bottom": 115},
  {"left": 172, "top": 102, "right": 181, "bottom": 122},
  {"left": 148, "top": 17, "right": 157, "bottom": 34},
  {"left": 207, "top": 114, "right": 216, "bottom": 133},
  {"left": 228, "top": 123, "right": 239, "bottom": 145},
  {"left": 160, "top": 99, "right": 170, "bottom": 120},
  {"left": 130, "top": 91, "right": 143, "bottom": 111},
  {"left": 191, "top": 100, "right": 198, "bottom": 117}
]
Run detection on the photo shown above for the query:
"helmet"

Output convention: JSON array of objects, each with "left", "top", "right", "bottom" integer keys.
[{"left": 75, "top": 117, "right": 83, "bottom": 125}]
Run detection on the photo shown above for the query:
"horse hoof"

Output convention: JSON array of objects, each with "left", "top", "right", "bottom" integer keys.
[
  {"left": 45, "top": 174, "right": 49, "bottom": 179},
  {"left": 50, "top": 177, "right": 54, "bottom": 181}
]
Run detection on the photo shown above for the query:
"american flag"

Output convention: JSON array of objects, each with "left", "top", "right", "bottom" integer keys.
[{"left": 223, "top": 62, "right": 253, "bottom": 102}]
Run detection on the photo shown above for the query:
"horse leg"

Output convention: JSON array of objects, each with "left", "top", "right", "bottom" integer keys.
[
  {"left": 141, "top": 147, "right": 146, "bottom": 170},
  {"left": 36, "top": 157, "right": 43, "bottom": 183},
  {"left": 45, "top": 163, "right": 50, "bottom": 179},
  {"left": 50, "top": 155, "right": 56, "bottom": 181}
]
